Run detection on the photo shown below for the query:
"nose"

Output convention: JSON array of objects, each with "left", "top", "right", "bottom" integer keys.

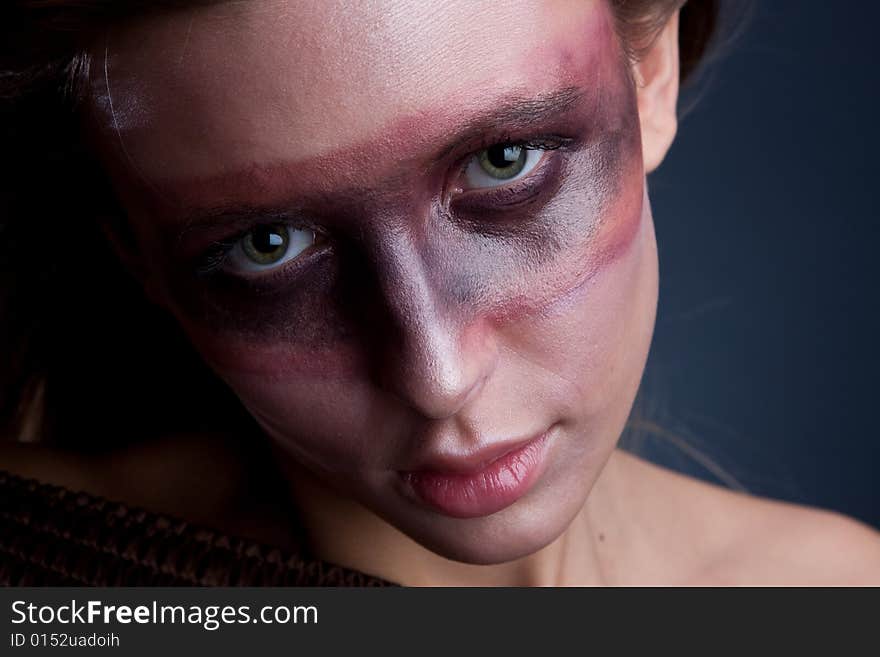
[{"left": 366, "top": 235, "right": 499, "bottom": 420}]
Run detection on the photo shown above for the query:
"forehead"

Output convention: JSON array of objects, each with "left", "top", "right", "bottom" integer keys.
[{"left": 88, "top": 0, "right": 618, "bottom": 184}]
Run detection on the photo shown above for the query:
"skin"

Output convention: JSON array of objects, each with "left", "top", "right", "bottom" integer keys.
[{"left": 7, "top": 0, "right": 880, "bottom": 585}]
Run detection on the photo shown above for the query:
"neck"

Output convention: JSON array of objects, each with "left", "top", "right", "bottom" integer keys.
[{"left": 278, "top": 448, "right": 635, "bottom": 587}]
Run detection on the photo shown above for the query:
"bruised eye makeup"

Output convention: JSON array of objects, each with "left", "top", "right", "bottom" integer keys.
[
  {"left": 190, "top": 135, "right": 571, "bottom": 281},
  {"left": 163, "top": 76, "right": 642, "bottom": 344}
]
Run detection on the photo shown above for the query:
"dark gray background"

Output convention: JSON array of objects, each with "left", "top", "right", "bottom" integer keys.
[
  {"left": 633, "top": 1, "right": 878, "bottom": 528},
  {"left": 1, "top": 589, "right": 867, "bottom": 653}
]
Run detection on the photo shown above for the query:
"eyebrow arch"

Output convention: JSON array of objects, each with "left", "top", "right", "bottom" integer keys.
[{"left": 433, "top": 85, "right": 585, "bottom": 161}]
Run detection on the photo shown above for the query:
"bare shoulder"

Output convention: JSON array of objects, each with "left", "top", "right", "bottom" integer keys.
[
  {"left": 0, "top": 433, "right": 296, "bottom": 546},
  {"left": 0, "top": 432, "right": 247, "bottom": 503},
  {"left": 615, "top": 450, "right": 880, "bottom": 585},
  {"left": 714, "top": 493, "right": 880, "bottom": 585}
]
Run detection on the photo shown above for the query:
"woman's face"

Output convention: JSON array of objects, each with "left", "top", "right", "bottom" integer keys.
[{"left": 88, "top": 0, "right": 659, "bottom": 564}]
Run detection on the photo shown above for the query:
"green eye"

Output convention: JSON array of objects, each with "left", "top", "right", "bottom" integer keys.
[
  {"left": 226, "top": 223, "right": 317, "bottom": 275},
  {"left": 464, "top": 143, "right": 544, "bottom": 189},
  {"left": 477, "top": 144, "right": 527, "bottom": 180},
  {"left": 241, "top": 223, "right": 291, "bottom": 265}
]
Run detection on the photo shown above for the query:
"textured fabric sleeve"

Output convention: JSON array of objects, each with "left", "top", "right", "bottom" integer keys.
[{"left": 0, "top": 469, "right": 396, "bottom": 586}]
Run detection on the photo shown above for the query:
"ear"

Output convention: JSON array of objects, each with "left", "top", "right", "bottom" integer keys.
[{"left": 633, "top": 10, "right": 681, "bottom": 174}]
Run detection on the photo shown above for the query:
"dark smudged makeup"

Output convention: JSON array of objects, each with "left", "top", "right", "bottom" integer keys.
[
  {"left": 157, "top": 69, "right": 642, "bottom": 352},
  {"left": 191, "top": 135, "right": 570, "bottom": 279}
]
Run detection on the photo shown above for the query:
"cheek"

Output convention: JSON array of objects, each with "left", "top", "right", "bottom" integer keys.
[
  {"left": 194, "top": 340, "right": 394, "bottom": 473},
  {"left": 171, "top": 310, "right": 390, "bottom": 470},
  {"left": 467, "top": 133, "right": 645, "bottom": 322},
  {"left": 493, "top": 178, "right": 656, "bottom": 423}
]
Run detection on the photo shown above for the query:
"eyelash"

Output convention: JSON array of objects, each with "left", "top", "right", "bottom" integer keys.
[
  {"left": 448, "top": 134, "right": 572, "bottom": 208},
  {"left": 466, "top": 126, "right": 572, "bottom": 149},
  {"left": 456, "top": 135, "right": 571, "bottom": 176},
  {"left": 194, "top": 135, "right": 574, "bottom": 277},
  {"left": 194, "top": 223, "right": 325, "bottom": 277},
  {"left": 196, "top": 238, "right": 237, "bottom": 275}
]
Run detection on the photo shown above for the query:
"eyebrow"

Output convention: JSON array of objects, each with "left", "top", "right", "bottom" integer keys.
[
  {"left": 167, "top": 85, "right": 586, "bottom": 241},
  {"left": 432, "top": 85, "right": 585, "bottom": 160}
]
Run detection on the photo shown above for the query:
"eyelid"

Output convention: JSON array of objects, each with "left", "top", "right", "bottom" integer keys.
[
  {"left": 453, "top": 134, "right": 573, "bottom": 166},
  {"left": 461, "top": 144, "right": 542, "bottom": 190},
  {"left": 194, "top": 218, "right": 328, "bottom": 277},
  {"left": 186, "top": 134, "right": 574, "bottom": 273},
  {"left": 449, "top": 136, "right": 574, "bottom": 200}
]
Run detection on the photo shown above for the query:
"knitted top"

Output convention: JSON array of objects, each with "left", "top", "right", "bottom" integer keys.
[{"left": 0, "top": 470, "right": 396, "bottom": 586}]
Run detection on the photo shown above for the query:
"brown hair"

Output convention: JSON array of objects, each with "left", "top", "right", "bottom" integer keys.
[{"left": 0, "top": 0, "right": 721, "bottom": 448}]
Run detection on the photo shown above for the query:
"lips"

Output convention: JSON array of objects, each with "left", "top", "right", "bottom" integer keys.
[{"left": 399, "top": 427, "right": 554, "bottom": 519}]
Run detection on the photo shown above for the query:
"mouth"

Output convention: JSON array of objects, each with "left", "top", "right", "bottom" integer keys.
[{"left": 397, "top": 425, "right": 556, "bottom": 519}]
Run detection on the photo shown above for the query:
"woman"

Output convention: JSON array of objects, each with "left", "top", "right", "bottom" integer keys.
[{"left": 1, "top": 0, "right": 879, "bottom": 586}]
